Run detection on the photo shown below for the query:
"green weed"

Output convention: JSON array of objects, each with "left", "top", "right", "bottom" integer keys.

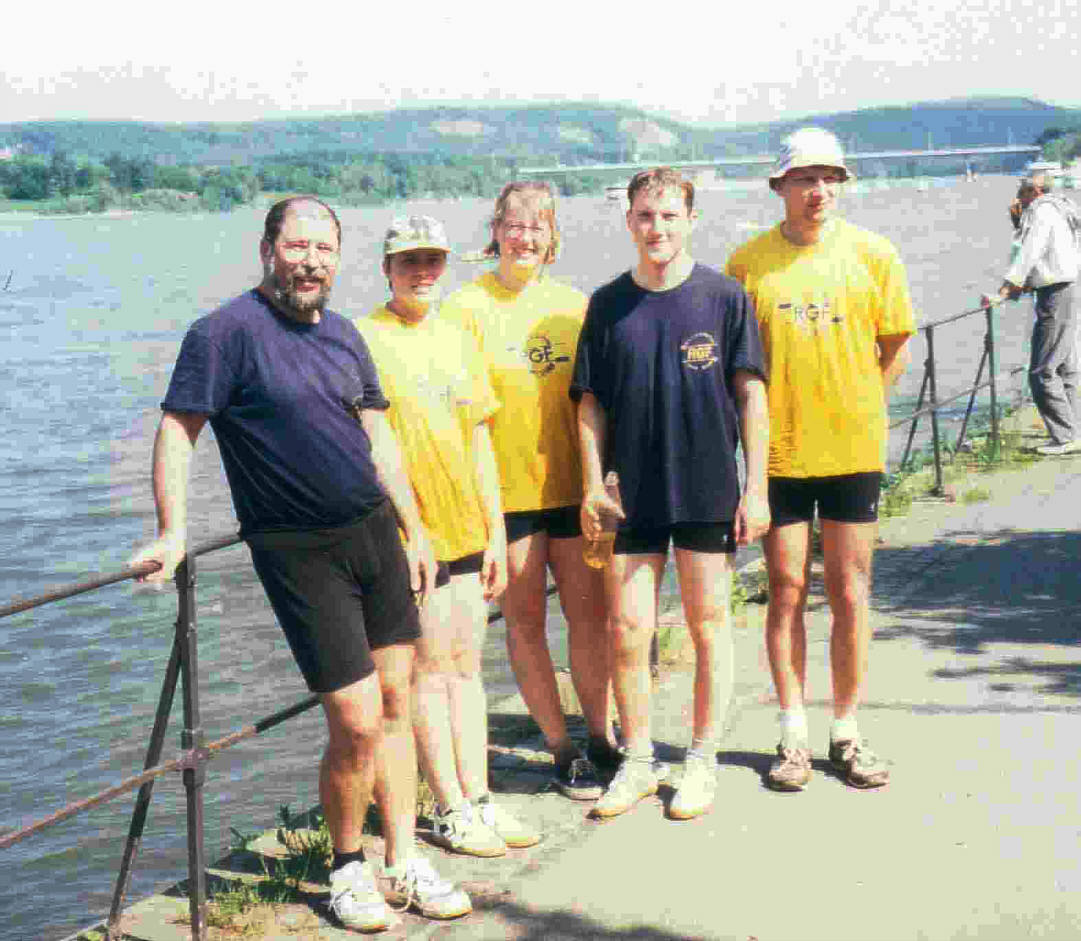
[{"left": 961, "top": 487, "right": 992, "bottom": 504}]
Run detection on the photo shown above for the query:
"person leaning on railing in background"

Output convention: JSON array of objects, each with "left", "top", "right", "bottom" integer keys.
[
  {"left": 981, "top": 172, "right": 1081, "bottom": 456},
  {"left": 130, "top": 196, "right": 472, "bottom": 932},
  {"left": 354, "top": 216, "right": 540, "bottom": 859},
  {"left": 726, "top": 128, "right": 915, "bottom": 794},
  {"left": 440, "top": 182, "right": 620, "bottom": 802}
]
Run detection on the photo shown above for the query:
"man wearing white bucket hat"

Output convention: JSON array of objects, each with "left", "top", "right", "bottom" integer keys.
[{"left": 727, "top": 128, "right": 916, "bottom": 792}]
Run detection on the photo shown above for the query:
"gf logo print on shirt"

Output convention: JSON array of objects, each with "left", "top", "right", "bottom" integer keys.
[
  {"left": 680, "top": 332, "right": 719, "bottom": 371},
  {"left": 524, "top": 333, "right": 571, "bottom": 376}
]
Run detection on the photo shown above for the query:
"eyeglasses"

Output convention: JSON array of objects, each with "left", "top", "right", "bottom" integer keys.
[{"left": 501, "top": 223, "right": 549, "bottom": 238}]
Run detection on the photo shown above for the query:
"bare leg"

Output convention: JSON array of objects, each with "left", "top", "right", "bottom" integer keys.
[
  {"left": 820, "top": 520, "right": 876, "bottom": 719},
  {"left": 319, "top": 671, "right": 385, "bottom": 855},
  {"left": 412, "top": 587, "right": 466, "bottom": 812},
  {"left": 763, "top": 523, "right": 813, "bottom": 710},
  {"left": 605, "top": 552, "right": 665, "bottom": 755},
  {"left": 445, "top": 573, "right": 490, "bottom": 801},
  {"left": 502, "top": 531, "right": 575, "bottom": 761},
  {"left": 370, "top": 643, "right": 416, "bottom": 868},
  {"left": 673, "top": 548, "right": 732, "bottom": 745},
  {"left": 548, "top": 535, "right": 613, "bottom": 744}
]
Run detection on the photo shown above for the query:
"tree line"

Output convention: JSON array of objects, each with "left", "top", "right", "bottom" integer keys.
[{"left": 0, "top": 150, "right": 609, "bottom": 214}]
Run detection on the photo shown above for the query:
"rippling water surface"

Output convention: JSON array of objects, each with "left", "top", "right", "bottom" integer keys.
[{"left": 0, "top": 178, "right": 1033, "bottom": 939}]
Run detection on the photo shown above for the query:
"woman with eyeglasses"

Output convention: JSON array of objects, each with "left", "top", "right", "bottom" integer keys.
[
  {"left": 356, "top": 215, "right": 540, "bottom": 864},
  {"left": 441, "top": 182, "right": 619, "bottom": 801}
]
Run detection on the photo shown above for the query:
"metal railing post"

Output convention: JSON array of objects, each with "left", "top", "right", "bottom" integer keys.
[
  {"left": 900, "top": 365, "right": 929, "bottom": 471},
  {"left": 176, "top": 556, "right": 207, "bottom": 940},
  {"left": 925, "top": 325, "right": 944, "bottom": 495},
  {"left": 954, "top": 346, "right": 988, "bottom": 454},
  {"left": 106, "top": 636, "right": 182, "bottom": 940},
  {"left": 986, "top": 304, "right": 1000, "bottom": 459}
]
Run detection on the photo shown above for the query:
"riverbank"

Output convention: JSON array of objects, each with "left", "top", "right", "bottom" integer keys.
[{"left": 86, "top": 406, "right": 1081, "bottom": 940}]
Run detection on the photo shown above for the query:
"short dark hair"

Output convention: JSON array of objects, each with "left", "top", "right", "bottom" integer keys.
[
  {"left": 626, "top": 167, "right": 694, "bottom": 213},
  {"left": 263, "top": 196, "right": 342, "bottom": 246}
]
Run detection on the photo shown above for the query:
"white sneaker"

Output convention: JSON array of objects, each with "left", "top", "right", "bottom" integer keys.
[
  {"left": 328, "top": 860, "right": 391, "bottom": 932},
  {"left": 381, "top": 855, "right": 472, "bottom": 920},
  {"left": 591, "top": 756, "right": 659, "bottom": 818},
  {"left": 668, "top": 750, "right": 717, "bottom": 820},
  {"left": 477, "top": 799, "right": 541, "bottom": 848},
  {"left": 1035, "top": 439, "right": 1081, "bottom": 456},
  {"left": 431, "top": 802, "right": 506, "bottom": 857}
]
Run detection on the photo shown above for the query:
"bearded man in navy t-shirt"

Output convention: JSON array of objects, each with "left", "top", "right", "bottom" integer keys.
[
  {"left": 130, "top": 197, "right": 472, "bottom": 927},
  {"left": 571, "top": 168, "right": 770, "bottom": 822}
]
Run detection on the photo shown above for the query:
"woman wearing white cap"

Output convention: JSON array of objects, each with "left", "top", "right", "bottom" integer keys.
[
  {"left": 355, "top": 215, "right": 540, "bottom": 860},
  {"left": 440, "top": 183, "right": 618, "bottom": 801}
]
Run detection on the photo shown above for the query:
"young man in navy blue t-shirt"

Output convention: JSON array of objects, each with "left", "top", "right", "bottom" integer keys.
[
  {"left": 131, "top": 197, "right": 471, "bottom": 927},
  {"left": 571, "top": 168, "right": 770, "bottom": 821}
]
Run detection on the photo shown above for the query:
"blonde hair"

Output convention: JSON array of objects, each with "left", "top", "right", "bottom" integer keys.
[{"left": 484, "top": 181, "right": 561, "bottom": 264}]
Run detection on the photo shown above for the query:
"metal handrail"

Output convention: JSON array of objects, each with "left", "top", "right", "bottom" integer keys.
[
  {"left": 892, "top": 297, "right": 1024, "bottom": 492},
  {"left": 1, "top": 534, "right": 557, "bottom": 941}
]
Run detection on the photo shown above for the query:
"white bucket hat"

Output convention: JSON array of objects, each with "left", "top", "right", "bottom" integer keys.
[{"left": 769, "top": 127, "right": 851, "bottom": 184}]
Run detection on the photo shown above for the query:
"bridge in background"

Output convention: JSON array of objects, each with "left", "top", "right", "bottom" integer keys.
[{"left": 519, "top": 144, "right": 1042, "bottom": 177}]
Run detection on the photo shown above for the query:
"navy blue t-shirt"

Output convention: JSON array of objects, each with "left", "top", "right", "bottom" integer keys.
[
  {"left": 163, "top": 289, "right": 390, "bottom": 535},
  {"left": 570, "top": 264, "right": 765, "bottom": 528}
]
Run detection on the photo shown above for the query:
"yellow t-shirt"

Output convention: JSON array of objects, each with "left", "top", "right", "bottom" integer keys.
[
  {"left": 440, "top": 272, "right": 587, "bottom": 513},
  {"left": 355, "top": 306, "right": 499, "bottom": 563},
  {"left": 726, "top": 219, "right": 916, "bottom": 478}
]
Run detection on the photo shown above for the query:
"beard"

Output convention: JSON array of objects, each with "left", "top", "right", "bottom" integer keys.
[{"left": 270, "top": 269, "right": 332, "bottom": 318}]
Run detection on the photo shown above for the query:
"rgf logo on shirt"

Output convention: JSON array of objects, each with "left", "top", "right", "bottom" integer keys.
[
  {"left": 680, "top": 332, "right": 719, "bottom": 371},
  {"left": 524, "top": 334, "right": 571, "bottom": 375}
]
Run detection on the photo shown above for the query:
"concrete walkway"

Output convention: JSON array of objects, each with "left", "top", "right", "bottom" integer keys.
[{"left": 112, "top": 440, "right": 1081, "bottom": 941}]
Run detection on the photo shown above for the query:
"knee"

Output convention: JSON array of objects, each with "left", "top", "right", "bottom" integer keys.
[
  {"left": 327, "top": 710, "right": 381, "bottom": 760},
  {"left": 450, "top": 647, "right": 481, "bottom": 681},
  {"left": 379, "top": 679, "right": 411, "bottom": 725},
  {"left": 768, "top": 572, "right": 807, "bottom": 614},
  {"left": 609, "top": 613, "right": 650, "bottom": 662},
  {"left": 825, "top": 572, "right": 869, "bottom": 615}
]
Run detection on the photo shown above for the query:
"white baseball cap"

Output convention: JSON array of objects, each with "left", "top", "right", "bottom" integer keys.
[{"left": 769, "top": 127, "right": 851, "bottom": 184}]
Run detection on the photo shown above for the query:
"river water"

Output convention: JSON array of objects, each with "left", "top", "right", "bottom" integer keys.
[{"left": 0, "top": 177, "right": 1034, "bottom": 940}]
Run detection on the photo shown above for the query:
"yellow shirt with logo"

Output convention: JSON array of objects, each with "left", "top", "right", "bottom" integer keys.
[
  {"left": 355, "top": 306, "right": 499, "bottom": 562},
  {"left": 440, "top": 272, "right": 587, "bottom": 513},
  {"left": 725, "top": 219, "right": 915, "bottom": 478}
]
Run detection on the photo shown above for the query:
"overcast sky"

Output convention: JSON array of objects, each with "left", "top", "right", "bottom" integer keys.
[{"left": 4, "top": 0, "right": 1078, "bottom": 126}]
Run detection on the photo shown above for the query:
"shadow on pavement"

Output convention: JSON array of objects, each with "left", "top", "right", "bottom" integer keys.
[
  {"left": 471, "top": 895, "right": 715, "bottom": 940},
  {"left": 872, "top": 528, "right": 1081, "bottom": 696}
]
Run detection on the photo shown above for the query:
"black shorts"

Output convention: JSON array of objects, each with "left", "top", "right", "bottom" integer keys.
[
  {"left": 504, "top": 506, "right": 581, "bottom": 544},
  {"left": 768, "top": 473, "right": 882, "bottom": 526},
  {"left": 444, "top": 551, "right": 484, "bottom": 577},
  {"left": 246, "top": 501, "right": 422, "bottom": 694},
  {"left": 615, "top": 522, "right": 736, "bottom": 556},
  {"left": 433, "top": 550, "right": 484, "bottom": 586}
]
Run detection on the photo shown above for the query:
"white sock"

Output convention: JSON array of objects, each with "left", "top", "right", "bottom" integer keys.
[
  {"left": 830, "top": 715, "right": 859, "bottom": 744},
  {"left": 779, "top": 708, "right": 809, "bottom": 747}
]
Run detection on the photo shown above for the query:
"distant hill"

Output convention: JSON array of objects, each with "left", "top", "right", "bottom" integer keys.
[{"left": 2, "top": 97, "right": 1079, "bottom": 168}]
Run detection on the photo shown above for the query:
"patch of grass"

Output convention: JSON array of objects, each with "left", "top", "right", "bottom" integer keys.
[
  {"left": 76, "top": 931, "right": 105, "bottom": 941},
  {"left": 731, "top": 568, "right": 768, "bottom": 610},
  {"left": 961, "top": 486, "right": 992, "bottom": 504},
  {"left": 880, "top": 476, "right": 915, "bottom": 518}
]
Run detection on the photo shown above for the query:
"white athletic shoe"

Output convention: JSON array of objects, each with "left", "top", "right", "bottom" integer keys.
[
  {"left": 431, "top": 802, "right": 506, "bottom": 857},
  {"left": 380, "top": 855, "right": 472, "bottom": 920},
  {"left": 591, "top": 756, "right": 660, "bottom": 818},
  {"left": 328, "top": 860, "right": 391, "bottom": 932},
  {"left": 477, "top": 798, "right": 541, "bottom": 848},
  {"left": 668, "top": 750, "right": 717, "bottom": 820}
]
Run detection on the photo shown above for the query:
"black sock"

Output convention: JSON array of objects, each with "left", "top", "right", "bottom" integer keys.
[{"left": 332, "top": 848, "right": 366, "bottom": 872}]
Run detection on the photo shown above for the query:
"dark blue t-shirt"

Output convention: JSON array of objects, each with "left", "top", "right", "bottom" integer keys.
[
  {"left": 163, "top": 289, "right": 390, "bottom": 535},
  {"left": 570, "top": 264, "right": 765, "bottom": 528}
]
